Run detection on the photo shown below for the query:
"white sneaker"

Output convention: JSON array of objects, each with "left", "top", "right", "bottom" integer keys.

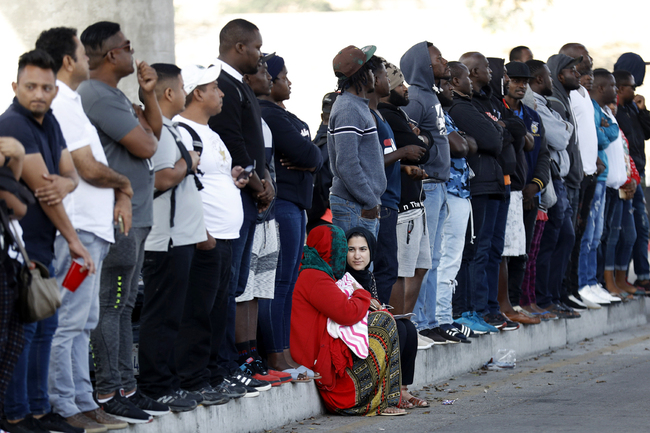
[
  {"left": 568, "top": 295, "right": 587, "bottom": 308},
  {"left": 591, "top": 284, "right": 622, "bottom": 302},
  {"left": 578, "top": 286, "right": 611, "bottom": 310},
  {"left": 417, "top": 334, "right": 434, "bottom": 350}
]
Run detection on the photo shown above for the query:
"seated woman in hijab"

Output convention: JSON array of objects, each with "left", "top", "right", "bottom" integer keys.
[
  {"left": 291, "top": 225, "right": 406, "bottom": 416},
  {"left": 346, "top": 227, "right": 428, "bottom": 409}
]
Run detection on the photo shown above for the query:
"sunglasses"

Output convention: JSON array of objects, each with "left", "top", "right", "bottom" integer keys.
[{"left": 103, "top": 41, "right": 133, "bottom": 58}]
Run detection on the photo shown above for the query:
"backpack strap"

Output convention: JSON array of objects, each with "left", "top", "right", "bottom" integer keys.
[{"left": 176, "top": 122, "right": 204, "bottom": 155}]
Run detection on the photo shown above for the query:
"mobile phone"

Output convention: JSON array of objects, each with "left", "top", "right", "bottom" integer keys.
[
  {"left": 118, "top": 215, "right": 125, "bottom": 234},
  {"left": 237, "top": 164, "right": 255, "bottom": 181}
]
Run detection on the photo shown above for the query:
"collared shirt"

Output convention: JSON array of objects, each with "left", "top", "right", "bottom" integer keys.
[
  {"left": 0, "top": 98, "right": 67, "bottom": 264},
  {"left": 214, "top": 59, "right": 243, "bottom": 82},
  {"left": 51, "top": 80, "right": 114, "bottom": 243}
]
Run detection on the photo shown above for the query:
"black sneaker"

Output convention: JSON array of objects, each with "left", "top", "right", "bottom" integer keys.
[
  {"left": 156, "top": 389, "right": 198, "bottom": 412},
  {"left": 213, "top": 377, "right": 247, "bottom": 399},
  {"left": 432, "top": 326, "right": 461, "bottom": 343},
  {"left": 223, "top": 375, "right": 260, "bottom": 398},
  {"left": 37, "top": 412, "right": 84, "bottom": 433},
  {"left": 419, "top": 328, "right": 448, "bottom": 345},
  {"left": 498, "top": 313, "right": 520, "bottom": 331},
  {"left": 239, "top": 359, "right": 281, "bottom": 387},
  {"left": 189, "top": 385, "right": 230, "bottom": 406},
  {"left": 483, "top": 313, "right": 507, "bottom": 329},
  {"left": 2, "top": 415, "right": 49, "bottom": 433},
  {"left": 230, "top": 371, "right": 271, "bottom": 392},
  {"left": 440, "top": 324, "right": 470, "bottom": 343},
  {"left": 127, "top": 388, "right": 170, "bottom": 417},
  {"left": 95, "top": 390, "right": 152, "bottom": 424},
  {"left": 452, "top": 321, "right": 478, "bottom": 338}
]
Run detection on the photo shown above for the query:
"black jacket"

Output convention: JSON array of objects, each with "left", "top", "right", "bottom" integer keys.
[
  {"left": 378, "top": 102, "right": 432, "bottom": 212},
  {"left": 616, "top": 101, "right": 650, "bottom": 175},
  {"left": 307, "top": 123, "right": 331, "bottom": 224},
  {"left": 259, "top": 100, "right": 323, "bottom": 210},
  {"left": 448, "top": 91, "right": 504, "bottom": 196}
]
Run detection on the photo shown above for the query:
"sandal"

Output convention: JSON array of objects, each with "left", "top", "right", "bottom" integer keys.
[
  {"left": 282, "top": 369, "right": 312, "bottom": 383},
  {"left": 380, "top": 407, "right": 407, "bottom": 416},
  {"left": 297, "top": 365, "right": 322, "bottom": 380},
  {"left": 397, "top": 399, "right": 414, "bottom": 409},
  {"left": 406, "top": 396, "right": 429, "bottom": 408}
]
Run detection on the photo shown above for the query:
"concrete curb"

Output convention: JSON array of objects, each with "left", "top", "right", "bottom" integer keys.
[{"left": 129, "top": 297, "right": 646, "bottom": 433}]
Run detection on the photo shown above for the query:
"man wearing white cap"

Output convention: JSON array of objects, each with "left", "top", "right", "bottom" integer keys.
[
  {"left": 137, "top": 63, "right": 211, "bottom": 411},
  {"left": 173, "top": 64, "right": 258, "bottom": 400}
]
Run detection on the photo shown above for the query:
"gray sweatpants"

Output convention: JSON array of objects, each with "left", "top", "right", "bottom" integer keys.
[{"left": 91, "top": 227, "right": 150, "bottom": 395}]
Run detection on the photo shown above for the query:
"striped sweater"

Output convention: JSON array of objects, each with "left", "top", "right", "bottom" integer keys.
[{"left": 327, "top": 92, "right": 387, "bottom": 209}]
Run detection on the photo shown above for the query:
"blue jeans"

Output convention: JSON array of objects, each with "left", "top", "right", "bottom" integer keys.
[
  {"left": 220, "top": 191, "right": 256, "bottom": 374},
  {"left": 259, "top": 199, "right": 305, "bottom": 353},
  {"left": 481, "top": 192, "right": 510, "bottom": 316},
  {"left": 413, "top": 182, "right": 447, "bottom": 330},
  {"left": 373, "top": 207, "right": 398, "bottom": 305},
  {"left": 632, "top": 182, "right": 650, "bottom": 280},
  {"left": 578, "top": 181, "right": 606, "bottom": 288},
  {"left": 330, "top": 195, "right": 379, "bottom": 239},
  {"left": 453, "top": 195, "right": 498, "bottom": 316},
  {"left": 604, "top": 197, "right": 636, "bottom": 270},
  {"left": 436, "top": 195, "right": 470, "bottom": 325},
  {"left": 49, "top": 232, "right": 110, "bottom": 417},
  {"left": 536, "top": 179, "right": 574, "bottom": 307},
  {"left": 5, "top": 264, "right": 58, "bottom": 420}
]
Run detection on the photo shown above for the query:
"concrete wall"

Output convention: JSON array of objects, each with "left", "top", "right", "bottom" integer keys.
[{"left": 0, "top": 0, "right": 174, "bottom": 107}]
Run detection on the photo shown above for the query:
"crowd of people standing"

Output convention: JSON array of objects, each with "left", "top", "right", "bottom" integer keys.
[{"left": 0, "top": 15, "right": 648, "bottom": 432}]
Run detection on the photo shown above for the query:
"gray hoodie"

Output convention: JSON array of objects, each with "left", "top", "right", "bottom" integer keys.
[
  {"left": 546, "top": 54, "right": 582, "bottom": 189},
  {"left": 399, "top": 42, "right": 450, "bottom": 182}
]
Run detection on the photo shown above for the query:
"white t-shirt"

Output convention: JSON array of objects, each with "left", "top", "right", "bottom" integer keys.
[
  {"left": 570, "top": 86, "right": 598, "bottom": 175},
  {"left": 145, "top": 117, "right": 207, "bottom": 251},
  {"left": 173, "top": 115, "right": 243, "bottom": 239},
  {"left": 51, "top": 80, "right": 114, "bottom": 243},
  {"left": 603, "top": 106, "right": 627, "bottom": 189}
]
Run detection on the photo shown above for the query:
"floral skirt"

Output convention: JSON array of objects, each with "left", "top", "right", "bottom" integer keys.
[{"left": 335, "top": 311, "right": 401, "bottom": 416}]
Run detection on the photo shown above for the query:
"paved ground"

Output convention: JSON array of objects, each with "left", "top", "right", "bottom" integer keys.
[{"left": 273, "top": 318, "right": 650, "bottom": 433}]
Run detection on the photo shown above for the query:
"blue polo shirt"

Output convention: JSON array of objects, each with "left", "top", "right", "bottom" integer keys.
[
  {"left": 0, "top": 98, "right": 67, "bottom": 264},
  {"left": 371, "top": 110, "right": 400, "bottom": 210}
]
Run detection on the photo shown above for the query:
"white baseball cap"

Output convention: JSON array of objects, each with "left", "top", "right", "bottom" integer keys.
[{"left": 182, "top": 63, "right": 222, "bottom": 94}]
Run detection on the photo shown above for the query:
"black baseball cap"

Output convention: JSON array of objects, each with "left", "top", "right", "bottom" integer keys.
[
  {"left": 505, "top": 61, "right": 533, "bottom": 78},
  {"left": 322, "top": 92, "right": 340, "bottom": 113}
]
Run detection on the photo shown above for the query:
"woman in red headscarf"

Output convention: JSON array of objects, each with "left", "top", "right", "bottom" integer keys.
[{"left": 291, "top": 225, "right": 405, "bottom": 416}]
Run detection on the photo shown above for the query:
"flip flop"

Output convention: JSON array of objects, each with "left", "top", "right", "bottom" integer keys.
[
  {"left": 297, "top": 365, "right": 322, "bottom": 380},
  {"left": 380, "top": 408, "right": 407, "bottom": 416},
  {"left": 282, "top": 369, "right": 312, "bottom": 383}
]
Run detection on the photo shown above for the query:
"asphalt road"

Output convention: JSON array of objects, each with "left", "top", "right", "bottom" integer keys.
[{"left": 274, "top": 318, "right": 650, "bottom": 433}]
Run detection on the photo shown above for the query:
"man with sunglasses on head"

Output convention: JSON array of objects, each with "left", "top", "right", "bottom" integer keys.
[{"left": 77, "top": 21, "right": 167, "bottom": 424}]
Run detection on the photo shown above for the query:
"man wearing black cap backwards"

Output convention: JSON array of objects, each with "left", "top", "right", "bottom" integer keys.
[{"left": 328, "top": 45, "right": 386, "bottom": 237}]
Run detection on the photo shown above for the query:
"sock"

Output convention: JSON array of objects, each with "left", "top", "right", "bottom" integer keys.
[
  {"left": 97, "top": 396, "right": 114, "bottom": 403},
  {"left": 236, "top": 341, "right": 251, "bottom": 366},
  {"left": 249, "top": 340, "right": 262, "bottom": 361}
]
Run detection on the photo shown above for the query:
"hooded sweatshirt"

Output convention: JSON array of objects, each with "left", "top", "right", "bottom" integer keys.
[
  {"left": 614, "top": 53, "right": 647, "bottom": 87},
  {"left": 400, "top": 42, "right": 450, "bottom": 182},
  {"left": 546, "top": 54, "right": 582, "bottom": 190},
  {"left": 533, "top": 91, "right": 573, "bottom": 178}
]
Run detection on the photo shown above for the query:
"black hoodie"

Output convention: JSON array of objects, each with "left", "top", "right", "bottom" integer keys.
[{"left": 448, "top": 90, "right": 504, "bottom": 196}]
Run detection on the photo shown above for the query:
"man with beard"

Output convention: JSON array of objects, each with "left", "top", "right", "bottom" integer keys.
[
  {"left": 399, "top": 42, "right": 450, "bottom": 338},
  {"left": 209, "top": 18, "right": 274, "bottom": 393},
  {"left": 376, "top": 62, "right": 434, "bottom": 345},
  {"left": 368, "top": 57, "right": 425, "bottom": 307}
]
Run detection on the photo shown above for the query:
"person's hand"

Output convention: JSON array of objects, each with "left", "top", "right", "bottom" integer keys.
[
  {"left": 522, "top": 183, "right": 540, "bottom": 210},
  {"left": 402, "top": 165, "right": 428, "bottom": 180},
  {"left": 119, "top": 182, "right": 134, "bottom": 199},
  {"left": 601, "top": 117, "right": 610, "bottom": 128},
  {"left": 369, "top": 299, "right": 382, "bottom": 311},
  {"left": 34, "top": 174, "right": 75, "bottom": 205},
  {"left": 634, "top": 94, "right": 646, "bottom": 111},
  {"left": 189, "top": 150, "right": 200, "bottom": 172},
  {"left": 399, "top": 145, "right": 426, "bottom": 162},
  {"left": 596, "top": 159, "right": 606, "bottom": 176},
  {"left": 408, "top": 123, "right": 420, "bottom": 136},
  {"left": 136, "top": 60, "right": 157, "bottom": 95},
  {"left": 360, "top": 206, "right": 380, "bottom": 219},
  {"left": 114, "top": 191, "right": 132, "bottom": 236},
  {"left": 132, "top": 104, "right": 153, "bottom": 131},
  {"left": 0, "top": 137, "right": 25, "bottom": 160},
  {"left": 231, "top": 166, "right": 249, "bottom": 189},
  {"left": 256, "top": 178, "right": 275, "bottom": 206},
  {"left": 197, "top": 232, "right": 217, "bottom": 250},
  {"left": 497, "top": 120, "right": 506, "bottom": 128},
  {"left": 68, "top": 239, "right": 96, "bottom": 274}
]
